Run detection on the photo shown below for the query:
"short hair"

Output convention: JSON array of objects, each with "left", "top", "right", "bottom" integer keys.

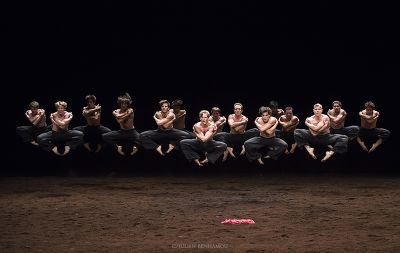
[
  {"left": 117, "top": 93, "right": 132, "bottom": 106},
  {"left": 285, "top": 106, "right": 293, "bottom": 112},
  {"left": 55, "top": 101, "right": 67, "bottom": 109},
  {"left": 171, "top": 99, "right": 183, "bottom": 107},
  {"left": 211, "top": 107, "right": 221, "bottom": 113},
  {"left": 29, "top": 101, "right": 39, "bottom": 109},
  {"left": 85, "top": 95, "right": 97, "bottom": 103},
  {"left": 269, "top": 100, "right": 279, "bottom": 109},
  {"left": 313, "top": 103, "right": 323, "bottom": 109},
  {"left": 233, "top": 103, "right": 243, "bottom": 109},
  {"left": 159, "top": 99, "right": 170, "bottom": 107},
  {"left": 364, "top": 101, "right": 375, "bottom": 109},
  {"left": 199, "top": 110, "right": 210, "bottom": 118},
  {"left": 259, "top": 106, "right": 272, "bottom": 116},
  {"left": 332, "top": 100, "right": 342, "bottom": 107}
]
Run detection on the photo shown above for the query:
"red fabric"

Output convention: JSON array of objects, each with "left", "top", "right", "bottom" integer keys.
[{"left": 221, "top": 219, "right": 255, "bottom": 224}]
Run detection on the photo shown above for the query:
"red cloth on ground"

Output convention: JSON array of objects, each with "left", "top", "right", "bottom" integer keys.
[{"left": 221, "top": 219, "right": 255, "bottom": 224}]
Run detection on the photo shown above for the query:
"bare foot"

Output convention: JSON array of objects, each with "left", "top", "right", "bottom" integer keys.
[
  {"left": 360, "top": 143, "right": 368, "bottom": 152},
  {"left": 321, "top": 150, "right": 334, "bottom": 162},
  {"left": 227, "top": 147, "right": 235, "bottom": 158},
  {"left": 222, "top": 150, "right": 229, "bottom": 162},
  {"left": 30, "top": 140, "right": 39, "bottom": 146},
  {"left": 165, "top": 144, "right": 174, "bottom": 154},
  {"left": 257, "top": 158, "right": 264, "bottom": 165},
  {"left": 117, "top": 145, "right": 125, "bottom": 156},
  {"left": 240, "top": 145, "right": 246, "bottom": 156},
  {"left": 95, "top": 144, "right": 102, "bottom": 153},
  {"left": 357, "top": 137, "right": 368, "bottom": 152},
  {"left": 83, "top": 143, "right": 92, "bottom": 152},
  {"left": 63, "top": 146, "right": 71, "bottom": 156},
  {"left": 194, "top": 159, "right": 203, "bottom": 166},
  {"left": 305, "top": 146, "right": 317, "bottom": 159},
  {"left": 290, "top": 144, "right": 297, "bottom": 154},
  {"left": 368, "top": 143, "right": 378, "bottom": 153},
  {"left": 130, "top": 146, "right": 138, "bottom": 156},
  {"left": 52, "top": 146, "right": 63, "bottom": 156},
  {"left": 156, "top": 145, "right": 165, "bottom": 156},
  {"left": 200, "top": 157, "right": 208, "bottom": 165},
  {"left": 327, "top": 145, "right": 333, "bottom": 151}
]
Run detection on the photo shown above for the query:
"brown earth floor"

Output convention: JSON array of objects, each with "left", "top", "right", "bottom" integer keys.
[{"left": 1, "top": 173, "right": 400, "bottom": 253}]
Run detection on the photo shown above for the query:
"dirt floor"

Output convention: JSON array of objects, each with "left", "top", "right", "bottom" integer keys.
[{"left": 1, "top": 173, "right": 400, "bottom": 253}]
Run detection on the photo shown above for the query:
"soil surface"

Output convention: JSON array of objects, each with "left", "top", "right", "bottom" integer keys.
[{"left": 1, "top": 173, "right": 400, "bottom": 252}]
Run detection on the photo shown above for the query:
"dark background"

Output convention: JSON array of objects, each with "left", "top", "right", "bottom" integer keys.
[{"left": 5, "top": 1, "right": 398, "bottom": 174}]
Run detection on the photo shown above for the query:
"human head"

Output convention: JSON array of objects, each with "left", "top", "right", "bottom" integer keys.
[
  {"left": 159, "top": 99, "right": 170, "bottom": 112},
  {"left": 284, "top": 106, "right": 293, "bottom": 118},
  {"left": 117, "top": 93, "right": 132, "bottom": 108},
  {"left": 233, "top": 103, "right": 243, "bottom": 116},
  {"left": 313, "top": 103, "right": 323, "bottom": 116},
  {"left": 199, "top": 110, "right": 210, "bottom": 124},
  {"left": 171, "top": 99, "right": 183, "bottom": 109},
  {"left": 211, "top": 107, "right": 221, "bottom": 118},
  {"left": 85, "top": 94, "right": 97, "bottom": 104}
]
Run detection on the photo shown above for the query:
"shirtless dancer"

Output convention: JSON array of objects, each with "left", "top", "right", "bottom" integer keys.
[
  {"left": 244, "top": 106, "right": 287, "bottom": 165},
  {"left": 37, "top": 101, "right": 83, "bottom": 156},
  {"left": 357, "top": 101, "right": 390, "bottom": 153},
  {"left": 102, "top": 93, "right": 140, "bottom": 156},
  {"left": 140, "top": 100, "right": 191, "bottom": 156},
  {"left": 16, "top": 101, "right": 50, "bottom": 146},
  {"left": 180, "top": 110, "right": 227, "bottom": 166},
  {"left": 294, "top": 103, "right": 348, "bottom": 162},
  {"left": 74, "top": 94, "right": 111, "bottom": 152},
  {"left": 278, "top": 106, "right": 299, "bottom": 154}
]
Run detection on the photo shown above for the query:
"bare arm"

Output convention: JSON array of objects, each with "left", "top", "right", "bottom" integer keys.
[
  {"left": 154, "top": 111, "right": 176, "bottom": 126},
  {"left": 212, "top": 116, "right": 226, "bottom": 128},
  {"left": 28, "top": 109, "right": 45, "bottom": 126},
  {"left": 51, "top": 112, "right": 73, "bottom": 129},
  {"left": 228, "top": 115, "right": 248, "bottom": 128},
  {"left": 194, "top": 124, "right": 216, "bottom": 142},
  {"left": 266, "top": 118, "right": 279, "bottom": 135},
  {"left": 83, "top": 105, "right": 101, "bottom": 119},
  {"left": 286, "top": 116, "right": 299, "bottom": 128},
  {"left": 318, "top": 116, "right": 330, "bottom": 132},
  {"left": 278, "top": 116, "right": 287, "bottom": 127},
  {"left": 114, "top": 108, "right": 133, "bottom": 124},
  {"left": 305, "top": 117, "right": 319, "bottom": 132},
  {"left": 174, "top": 110, "right": 186, "bottom": 120},
  {"left": 360, "top": 110, "right": 380, "bottom": 123},
  {"left": 328, "top": 109, "right": 346, "bottom": 124},
  {"left": 254, "top": 117, "right": 270, "bottom": 132}
]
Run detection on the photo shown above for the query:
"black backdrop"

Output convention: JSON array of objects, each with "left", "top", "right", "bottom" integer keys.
[{"left": 5, "top": 1, "right": 398, "bottom": 173}]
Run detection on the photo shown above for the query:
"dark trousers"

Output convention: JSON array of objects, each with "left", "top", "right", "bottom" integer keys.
[
  {"left": 330, "top": 126, "right": 360, "bottom": 141},
  {"left": 16, "top": 125, "right": 51, "bottom": 143},
  {"left": 358, "top": 128, "right": 390, "bottom": 142},
  {"left": 102, "top": 129, "right": 140, "bottom": 150},
  {"left": 37, "top": 130, "right": 84, "bottom": 151},
  {"left": 140, "top": 128, "right": 192, "bottom": 150},
  {"left": 226, "top": 128, "right": 260, "bottom": 147},
  {"left": 294, "top": 129, "right": 348, "bottom": 154},
  {"left": 244, "top": 136, "right": 288, "bottom": 162},
  {"left": 73, "top": 125, "right": 111, "bottom": 143},
  {"left": 280, "top": 131, "right": 295, "bottom": 146},
  {"left": 180, "top": 139, "right": 227, "bottom": 164}
]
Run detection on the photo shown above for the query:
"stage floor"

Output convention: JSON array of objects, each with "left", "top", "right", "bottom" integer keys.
[{"left": 1, "top": 174, "right": 399, "bottom": 252}]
